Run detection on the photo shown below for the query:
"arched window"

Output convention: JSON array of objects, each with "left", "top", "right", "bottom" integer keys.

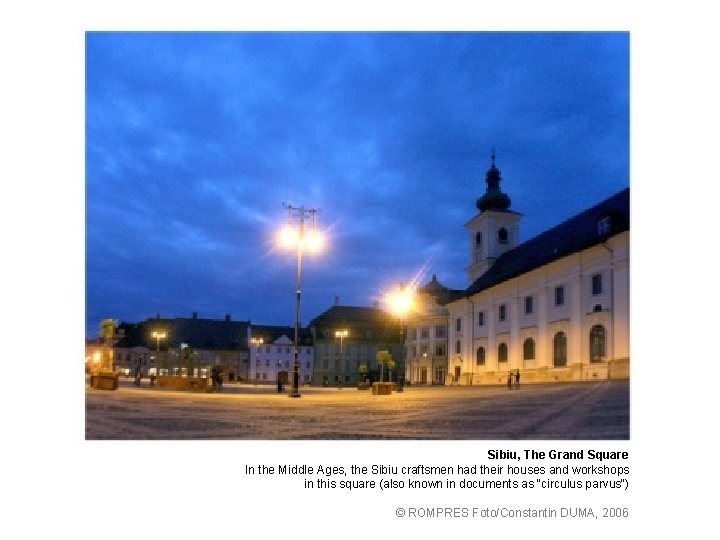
[
  {"left": 498, "top": 343, "right": 508, "bottom": 362},
  {"left": 553, "top": 332, "right": 567, "bottom": 367},
  {"left": 498, "top": 227, "right": 508, "bottom": 244},
  {"left": 476, "top": 346, "right": 485, "bottom": 366},
  {"left": 590, "top": 325, "right": 606, "bottom": 362},
  {"left": 523, "top": 338, "right": 535, "bottom": 360}
]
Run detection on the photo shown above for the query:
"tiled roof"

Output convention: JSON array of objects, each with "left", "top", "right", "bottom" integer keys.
[
  {"left": 310, "top": 305, "right": 391, "bottom": 323},
  {"left": 115, "top": 317, "right": 250, "bottom": 350},
  {"left": 249, "top": 325, "right": 313, "bottom": 346},
  {"left": 309, "top": 305, "right": 404, "bottom": 343},
  {"left": 451, "top": 187, "right": 629, "bottom": 301}
]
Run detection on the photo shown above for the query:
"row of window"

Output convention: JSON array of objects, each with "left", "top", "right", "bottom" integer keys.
[
  {"left": 455, "top": 275, "right": 604, "bottom": 331},
  {"left": 321, "top": 330, "right": 377, "bottom": 339},
  {"left": 253, "top": 346, "right": 312, "bottom": 354},
  {"left": 468, "top": 325, "right": 607, "bottom": 366},
  {"left": 255, "top": 360, "right": 312, "bottom": 368},
  {"left": 409, "top": 325, "right": 447, "bottom": 341},
  {"left": 410, "top": 344, "right": 447, "bottom": 359},
  {"left": 474, "top": 228, "right": 510, "bottom": 247}
]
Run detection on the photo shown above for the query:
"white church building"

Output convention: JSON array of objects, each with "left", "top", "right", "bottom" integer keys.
[{"left": 415, "top": 154, "right": 629, "bottom": 385}]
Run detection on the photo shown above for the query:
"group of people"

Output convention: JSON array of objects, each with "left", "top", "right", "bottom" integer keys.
[{"left": 507, "top": 369, "right": 521, "bottom": 389}]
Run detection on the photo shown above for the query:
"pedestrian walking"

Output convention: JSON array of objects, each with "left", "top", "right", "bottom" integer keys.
[
  {"left": 515, "top": 369, "right": 521, "bottom": 389},
  {"left": 507, "top": 372, "right": 513, "bottom": 389},
  {"left": 134, "top": 365, "right": 141, "bottom": 387},
  {"left": 277, "top": 378, "right": 283, "bottom": 393}
]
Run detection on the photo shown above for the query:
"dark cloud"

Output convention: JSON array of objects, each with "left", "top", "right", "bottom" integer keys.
[{"left": 86, "top": 31, "right": 629, "bottom": 336}]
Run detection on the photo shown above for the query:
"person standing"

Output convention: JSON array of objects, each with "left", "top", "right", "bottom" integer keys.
[
  {"left": 507, "top": 372, "right": 513, "bottom": 389},
  {"left": 515, "top": 369, "right": 521, "bottom": 389}
]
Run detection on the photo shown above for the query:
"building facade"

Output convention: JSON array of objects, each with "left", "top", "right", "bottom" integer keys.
[
  {"left": 404, "top": 275, "right": 459, "bottom": 385},
  {"left": 309, "top": 304, "right": 405, "bottom": 386},
  {"left": 247, "top": 325, "right": 314, "bottom": 384},
  {"left": 113, "top": 313, "right": 251, "bottom": 381},
  {"left": 443, "top": 156, "right": 629, "bottom": 385}
]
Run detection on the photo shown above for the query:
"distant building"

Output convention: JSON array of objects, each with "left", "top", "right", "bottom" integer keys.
[
  {"left": 113, "top": 313, "right": 250, "bottom": 380},
  {"left": 309, "top": 305, "right": 405, "bottom": 386},
  {"left": 247, "top": 325, "right": 313, "bottom": 384},
  {"left": 404, "top": 275, "right": 461, "bottom": 385},
  {"left": 442, "top": 155, "right": 629, "bottom": 384}
]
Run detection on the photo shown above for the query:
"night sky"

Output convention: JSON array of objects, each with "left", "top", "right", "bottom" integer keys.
[{"left": 85, "top": 32, "right": 629, "bottom": 338}]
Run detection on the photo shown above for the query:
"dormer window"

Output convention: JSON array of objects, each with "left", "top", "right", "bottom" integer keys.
[
  {"left": 597, "top": 216, "right": 611, "bottom": 236},
  {"left": 498, "top": 227, "right": 508, "bottom": 244}
]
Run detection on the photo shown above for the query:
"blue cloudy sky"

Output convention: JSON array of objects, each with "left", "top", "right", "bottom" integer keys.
[{"left": 86, "top": 31, "right": 629, "bottom": 337}]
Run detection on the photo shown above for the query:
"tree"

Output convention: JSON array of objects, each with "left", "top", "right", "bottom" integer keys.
[
  {"left": 376, "top": 350, "right": 395, "bottom": 383},
  {"left": 99, "top": 319, "right": 117, "bottom": 371}
]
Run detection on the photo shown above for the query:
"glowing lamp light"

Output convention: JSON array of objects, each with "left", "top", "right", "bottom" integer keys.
[
  {"left": 304, "top": 228, "right": 326, "bottom": 253},
  {"left": 386, "top": 286, "right": 414, "bottom": 318},
  {"left": 278, "top": 224, "right": 300, "bottom": 249}
]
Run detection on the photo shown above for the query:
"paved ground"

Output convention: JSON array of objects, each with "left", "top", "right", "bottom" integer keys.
[{"left": 85, "top": 378, "right": 629, "bottom": 440}]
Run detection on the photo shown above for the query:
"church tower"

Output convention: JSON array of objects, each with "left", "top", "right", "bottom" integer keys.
[{"left": 465, "top": 152, "right": 522, "bottom": 284}]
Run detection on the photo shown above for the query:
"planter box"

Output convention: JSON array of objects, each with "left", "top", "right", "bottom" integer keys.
[
  {"left": 371, "top": 382, "right": 393, "bottom": 395},
  {"left": 156, "top": 375, "right": 209, "bottom": 392},
  {"left": 91, "top": 371, "right": 119, "bottom": 390}
]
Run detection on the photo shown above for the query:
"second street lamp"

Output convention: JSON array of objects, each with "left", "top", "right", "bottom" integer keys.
[
  {"left": 385, "top": 283, "right": 415, "bottom": 391},
  {"left": 151, "top": 330, "right": 167, "bottom": 373},
  {"left": 335, "top": 329, "right": 348, "bottom": 387},
  {"left": 277, "top": 204, "right": 326, "bottom": 398}
]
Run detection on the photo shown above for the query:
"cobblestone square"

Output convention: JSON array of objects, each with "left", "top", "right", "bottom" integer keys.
[{"left": 85, "top": 379, "right": 629, "bottom": 439}]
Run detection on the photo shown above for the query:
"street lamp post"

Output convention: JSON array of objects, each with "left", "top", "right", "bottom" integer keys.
[
  {"left": 277, "top": 204, "right": 325, "bottom": 398},
  {"left": 335, "top": 329, "right": 348, "bottom": 386},
  {"left": 151, "top": 330, "right": 167, "bottom": 373},
  {"left": 385, "top": 283, "right": 415, "bottom": 392},
  {"left": 250, "top": 337, "right": 263, "bottom": 385}
]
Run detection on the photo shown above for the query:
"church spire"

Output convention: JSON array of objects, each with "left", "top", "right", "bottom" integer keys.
[{"left": 476, "top": 150, "right": 511, "bottom": 212}]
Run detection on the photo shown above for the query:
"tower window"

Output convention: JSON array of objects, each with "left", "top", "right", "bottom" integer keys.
[
  {"left": 524, "top": 296, "right": 533, "bottom": 314},
  {"left": 475, "top": 231, "right": 482, "bottom": 246},
  {"left": 498, "top": 227, "right": 508, "bottom": 244},
  {"left": 555, "top": 286, "right": 565, "bottom": 306},
  {"left": 592, "top": 273, "right": 603, "bottom": 295},
  {"left": 498, "top": 304, "right": 506, "bottom": 322}
]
